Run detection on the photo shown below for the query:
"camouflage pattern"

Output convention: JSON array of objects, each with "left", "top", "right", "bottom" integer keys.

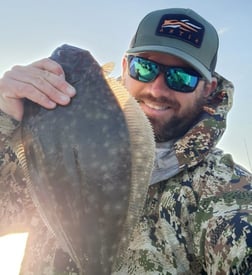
[
  {"left": 0, "top": 69, "right": 251, "bottom": 274},
  {"left": 113, "top": 73, "right": 252, "bottom": 274}
]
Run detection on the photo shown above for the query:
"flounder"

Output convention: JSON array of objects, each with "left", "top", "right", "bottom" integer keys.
[{"left": 13, "top": 44, "right": 155, "bottom": 274}]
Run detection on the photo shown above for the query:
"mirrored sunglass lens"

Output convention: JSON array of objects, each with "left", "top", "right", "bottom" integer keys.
[
  {"left": 130, "top": 57, "right": 159, "bottom": 82},
  {"left": 166, "top": 68, "right": 199, "bottom": 92}
]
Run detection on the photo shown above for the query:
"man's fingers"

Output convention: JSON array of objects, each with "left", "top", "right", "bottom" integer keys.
[
  {"left": 3, "top": 61, "right": 76, "bottom": 105},
  {"left": 31, "top": 58, "right": 65, "bottom": 78},
  {"left": 40, "top": 69, "right": 76, "bottom": 97},
  {"left": 0, "top": 58, "right": 77, "bottom": 121}
]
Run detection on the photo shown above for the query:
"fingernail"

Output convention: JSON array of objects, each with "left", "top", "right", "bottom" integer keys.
[
  {"left": 60, "top": 94, "right": 71, "bottom": 103},
  {"left": 67, "top": 86, "right": 76, "bottom": 96},
  {"left": 48, "top": 100, "right": 57, "bottom": 108}
]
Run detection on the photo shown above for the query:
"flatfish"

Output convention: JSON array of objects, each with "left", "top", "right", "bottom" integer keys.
[{"left": 13, "top": 44, "right": 155, "bottom": 274}]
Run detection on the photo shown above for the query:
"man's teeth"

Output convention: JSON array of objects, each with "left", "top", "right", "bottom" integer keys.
[{"left": 145, "top": 102, "right": 169, "bottom": 110}]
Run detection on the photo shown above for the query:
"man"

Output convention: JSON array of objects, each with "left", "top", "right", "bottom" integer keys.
[{"left": 0, "top": 8, "right": 251, "bottom": 274}]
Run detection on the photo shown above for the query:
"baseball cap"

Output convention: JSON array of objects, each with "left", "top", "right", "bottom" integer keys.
[{"left": 126, "top": 8, "right": 219, "bottom": 82}]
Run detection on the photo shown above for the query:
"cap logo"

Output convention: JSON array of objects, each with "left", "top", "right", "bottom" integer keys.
[{"left": 156, "top": 14, "right": 205, "bottom": 47}]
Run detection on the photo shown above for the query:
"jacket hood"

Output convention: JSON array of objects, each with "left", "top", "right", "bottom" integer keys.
[{"left": 174, "top": 73, "right": 234, "bottom": 169}]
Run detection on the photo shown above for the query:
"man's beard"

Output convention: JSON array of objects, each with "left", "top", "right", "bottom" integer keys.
[{"left": 138, "top": 94, "right": 207, "bottom": 142}]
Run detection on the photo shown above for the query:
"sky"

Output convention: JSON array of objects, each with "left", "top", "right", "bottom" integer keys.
[{"left": 0, "top": 0, "right": 251, "bottom": 172}]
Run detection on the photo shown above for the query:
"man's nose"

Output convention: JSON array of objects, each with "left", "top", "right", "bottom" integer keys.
[{"left": 148, "top": 73, "right": 173, "bottom": 98}]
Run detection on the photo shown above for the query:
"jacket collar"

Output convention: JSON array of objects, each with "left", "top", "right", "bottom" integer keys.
[{"left": 174, "top": 72, "right": 234, "bottom": 169}]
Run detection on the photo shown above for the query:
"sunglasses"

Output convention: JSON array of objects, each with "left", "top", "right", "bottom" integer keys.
[{"left": 127, "top": 55, "right": 203, "bottom": 93}]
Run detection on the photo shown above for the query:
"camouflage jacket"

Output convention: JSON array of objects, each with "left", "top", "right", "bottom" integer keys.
[{"left": 0, "top": 73, "right": 251, "bottom": 274}]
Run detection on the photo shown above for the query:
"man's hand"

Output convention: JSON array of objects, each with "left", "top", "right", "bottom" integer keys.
[{"left": 0, "top": 58, "right": 76, "bottom": 121}]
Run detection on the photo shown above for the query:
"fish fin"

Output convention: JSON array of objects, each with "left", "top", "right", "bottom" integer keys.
[
  {"left": 101, "top": 62, "right": 115, "bottom": 76},
  {"left": 105, "top": 76, "right": 155, "bottom": 269},
  {"left": 12, "top": 130, "right": 77, "bottom": 265},
  {"left": 105, "top": 76, "right": 131, "bottom": 110},
  {"left": 11, "top": 131, "right": 51, "bottom": 228}
]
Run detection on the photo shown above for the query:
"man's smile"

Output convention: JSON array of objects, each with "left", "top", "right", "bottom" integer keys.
[{"left": 142, "top": 100, "right": 171, "bottom": 111}]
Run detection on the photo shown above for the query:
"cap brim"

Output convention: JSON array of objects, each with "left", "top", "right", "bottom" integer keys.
[{"left": 126, "top": 45, "right": 212, "bottom": 82}]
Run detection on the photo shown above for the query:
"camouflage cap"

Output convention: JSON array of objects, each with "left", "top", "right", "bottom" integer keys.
[{"left": 127, "top": 8, "right": 219, "bottom": 82}]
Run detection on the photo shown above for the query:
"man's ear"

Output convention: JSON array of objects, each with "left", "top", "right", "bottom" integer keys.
[
  {"left": 121, "top": 56, "right": 128, "bottom": 83},
  {"left": 203, "top": 76, "right": 218, "bottom": 97}
]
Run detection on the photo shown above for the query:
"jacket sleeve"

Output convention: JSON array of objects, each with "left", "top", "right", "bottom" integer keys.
[
  {"left": 197, "top": 152, "right": 252, "bottom": 274},
  {"left": 0, "top": 110, "right": 36, "bottom": 235}
]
